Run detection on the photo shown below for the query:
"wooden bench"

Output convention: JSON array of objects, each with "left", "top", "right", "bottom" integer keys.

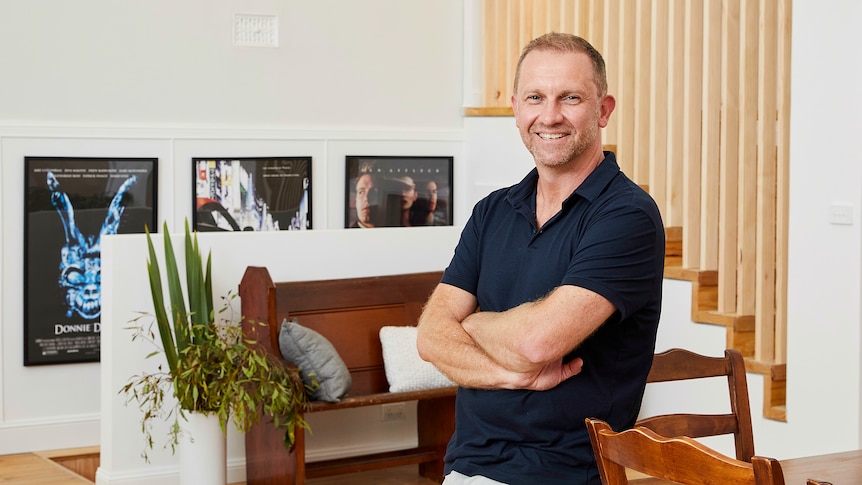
[{"left": 239, "top": 266, "right": 457, "bottom": 485}]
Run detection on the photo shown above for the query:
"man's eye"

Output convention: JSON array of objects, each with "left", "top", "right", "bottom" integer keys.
[{"left": 527, "top": 95, "right": 541, "bottom": 101}]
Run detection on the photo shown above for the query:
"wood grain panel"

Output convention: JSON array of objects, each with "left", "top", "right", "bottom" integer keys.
[
  {"left": 633, "top": 0, "right": 652, "bottom": 185},
  {"left": 648, "top": 0, "right": 669, "bottom": 221},
  {"left": 773, "top": 0, "right": 791, "bottom": 364},
  {"left": 718, "top": 0, "right": 740, "bottom": 313},
  {"left": 700, "top": 0, "right": 721, "bottom": 272},
  {"left": 665, "top": 0, "right": 685, "bottom": 228},
  {"left": 737, "top": 0, "right": 759, "bottom": 318},
  {"left": 682, "top": 0, "right": 704, "bottom": 269},
  {"left": 755, "top": 0, "right": 778, "bottom": 363}
]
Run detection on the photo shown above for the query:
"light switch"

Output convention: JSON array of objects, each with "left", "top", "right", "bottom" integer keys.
[{"left": 829, "top": 204, "right": 853, "bottom": 225}]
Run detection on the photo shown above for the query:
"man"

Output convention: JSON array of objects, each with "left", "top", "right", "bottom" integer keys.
[
  {"left": 351, "top": 172, "right": 378, "bottom": 228},
  {"left": 416, "top": 32, "right": 665, "bottom": 484}
]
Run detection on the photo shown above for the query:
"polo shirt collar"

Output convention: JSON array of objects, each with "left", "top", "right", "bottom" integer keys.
[
  {"left": 572, "top": 151, "right": 620, "bottom": 204},
  {"left": 506, "top": 151, "right": 621, "bottom": 209}
]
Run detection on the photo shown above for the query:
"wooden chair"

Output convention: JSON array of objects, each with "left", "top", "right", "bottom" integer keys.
[
  {"left": 638, "top": 347, "right": 756, "bottom": 462},
  {"left": 585, "top": 418, "right": 785, "bottom": 485}
]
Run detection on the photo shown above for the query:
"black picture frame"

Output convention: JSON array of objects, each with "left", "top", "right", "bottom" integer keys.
[
  {"left": 192, "top": 157, "right": 312, "bottom": 232},
  {"left": 345, "top": 155, "right": 453, "bottom": 229},
  {"left": 24, "top": 156, "right": 158, "bottom": 366}
]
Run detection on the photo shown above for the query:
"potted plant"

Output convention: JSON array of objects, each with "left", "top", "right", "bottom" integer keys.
[{"left": 120, "top": 221, "right": 309, "bottom": 481}]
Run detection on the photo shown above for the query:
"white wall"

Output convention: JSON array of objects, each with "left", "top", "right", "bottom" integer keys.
[
  {"left": 0, "top": 1, "right": 463, "bottom": 129},
  {"left": 784, "top": 0, "right": 862, "bottom": 455}
]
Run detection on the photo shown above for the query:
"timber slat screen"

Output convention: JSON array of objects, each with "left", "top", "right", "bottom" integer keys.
[{"left": 471, "top": 0, "right": 791, "bottom": 420}]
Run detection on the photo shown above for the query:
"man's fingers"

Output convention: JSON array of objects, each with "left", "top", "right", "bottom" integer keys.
[{"left": 564, "top": 357, "right": 584, "bottom": 379}]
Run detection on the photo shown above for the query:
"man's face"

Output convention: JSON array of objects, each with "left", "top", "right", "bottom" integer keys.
[
  {"left": 355, "top": 173, "right": 375, "bottom": 225},
  {"left": 511, "top": 50, "right": 613, "bottom": 169}
]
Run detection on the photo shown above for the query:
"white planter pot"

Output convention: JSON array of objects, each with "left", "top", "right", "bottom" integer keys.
[{"left": 179, "top": 411, "right": 227, "bottom": 485}]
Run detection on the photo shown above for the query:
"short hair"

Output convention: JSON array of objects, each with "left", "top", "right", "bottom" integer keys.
[{"left": 513, "top": 32, "right": 608, "bottom": 97}]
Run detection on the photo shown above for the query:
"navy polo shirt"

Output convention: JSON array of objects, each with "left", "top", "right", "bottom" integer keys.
[{"left": 441, "top": 152, "right": 665, "bottom": 485}]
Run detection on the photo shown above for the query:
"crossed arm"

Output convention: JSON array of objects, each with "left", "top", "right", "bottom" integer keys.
[{"left": 416, "top": 282, "right": 616, "bottom": 391}]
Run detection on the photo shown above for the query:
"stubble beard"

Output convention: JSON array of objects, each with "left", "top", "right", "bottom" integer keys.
[{"left": 525, "top": 113, "right": 600, "bottom": 170}]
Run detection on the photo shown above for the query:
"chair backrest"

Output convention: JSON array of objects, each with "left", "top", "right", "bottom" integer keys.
[
  {"left": 585, "top": 418, "right": 784, "bottom": 485},
  {"left": 638, "top": 347, "right": 756, "bottom": 462}
]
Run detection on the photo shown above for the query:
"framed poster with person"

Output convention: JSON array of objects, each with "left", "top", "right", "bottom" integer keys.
[{"left": 345, "top": 155, "right": 453, "bottom": 229}]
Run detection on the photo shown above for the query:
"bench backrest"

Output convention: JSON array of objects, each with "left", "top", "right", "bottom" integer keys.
[{"left": 240, "top": 267, "right": 443, "bottom": 395}]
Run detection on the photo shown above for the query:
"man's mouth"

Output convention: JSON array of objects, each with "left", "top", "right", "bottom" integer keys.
[{"left": 538, "top": 133, "right": 566, "bottom": 140}]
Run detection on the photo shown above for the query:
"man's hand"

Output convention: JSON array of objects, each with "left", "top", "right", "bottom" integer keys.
[{"left": 510, "top": 356, "right": 584, "bottom": 391}]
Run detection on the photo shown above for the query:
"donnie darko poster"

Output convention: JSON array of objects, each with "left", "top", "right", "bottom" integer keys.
[{"left": 24, "top": 157, "right": 157, "bottom": 365}]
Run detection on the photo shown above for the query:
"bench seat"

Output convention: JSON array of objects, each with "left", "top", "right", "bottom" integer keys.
[{"left": 239, "top": 266, "right": 455, "bottom": 485}]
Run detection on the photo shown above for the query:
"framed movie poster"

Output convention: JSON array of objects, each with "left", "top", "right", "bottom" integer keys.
[
  {"left": 193, "top": 157, "right": 311, "bottom": 232},
  {"left": 345, "top": 155, "right": 453, "bottom": 228},
  {"left": 24, "top": 156, "right": 158, "bottom": 366}
]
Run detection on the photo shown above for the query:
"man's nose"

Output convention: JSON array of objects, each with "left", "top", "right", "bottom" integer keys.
[{"left": 539, "top": 100, "right": 565, "bottom": 124}]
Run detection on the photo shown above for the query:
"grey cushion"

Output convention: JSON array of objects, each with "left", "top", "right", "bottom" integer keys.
[{"left": 278, "top": 318, "right": 351, "bottom": 402}]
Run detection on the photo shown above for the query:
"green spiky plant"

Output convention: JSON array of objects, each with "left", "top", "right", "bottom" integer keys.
[{"left": 120, "top": 220, "right": 309, "bottom": 460}]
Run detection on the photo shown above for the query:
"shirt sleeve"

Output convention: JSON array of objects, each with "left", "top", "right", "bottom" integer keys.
[
  {"left": 561, "top": 191, "right": 665, "bottom": 320},
  {"left": 440, "top": 197, "right": 487, "bottom": 296}
]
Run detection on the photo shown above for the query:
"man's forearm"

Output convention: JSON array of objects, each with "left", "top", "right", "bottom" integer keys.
[
  {"left": 463, "top": 285, "right": 616, "bottom": 372},
  {"left": 416, "top": 295, "right": 514, "bottom": 389},
  {"left": 417, "top": 284, "right": 584, "bottom": 390}
]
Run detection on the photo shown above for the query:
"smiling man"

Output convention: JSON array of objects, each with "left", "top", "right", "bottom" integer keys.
[{"left": 417, "top": 33, "right": 666, "bottom": 485}]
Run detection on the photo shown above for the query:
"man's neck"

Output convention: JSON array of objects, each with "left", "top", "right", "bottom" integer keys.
[
  {"left": 536, "top": 147, "right": 604, "bottom": 206},
  {"left": 534, "top": 146, "right": 605, "bottom": 228}
]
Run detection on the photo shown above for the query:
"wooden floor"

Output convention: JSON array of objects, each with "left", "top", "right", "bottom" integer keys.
[
  {"left": 0, "top": 451, "right": 645, "bottom": 484},
  {"left": 0, "top": 451, "right": 438, "bottom": 485},
  {"left": 0, "top": 452, "right": 93, "bottom": 485}
]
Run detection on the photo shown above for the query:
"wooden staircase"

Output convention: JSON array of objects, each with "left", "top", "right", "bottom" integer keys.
[{"left": 663, "top": 227, "right": 787, "bottom": 422}]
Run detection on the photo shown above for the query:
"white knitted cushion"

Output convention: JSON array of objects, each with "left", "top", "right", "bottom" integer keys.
[{"left": 379, "top": 326, "right": 455, "bottom": 392}]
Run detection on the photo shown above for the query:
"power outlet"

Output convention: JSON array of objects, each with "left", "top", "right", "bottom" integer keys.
[{"left": 380, "top": 403, "right": 406, "bottom": 422}]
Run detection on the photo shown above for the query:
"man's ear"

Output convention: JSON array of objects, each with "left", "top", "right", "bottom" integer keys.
[{"left": 598, "top": 94, "right": 615, "bottom": 128}]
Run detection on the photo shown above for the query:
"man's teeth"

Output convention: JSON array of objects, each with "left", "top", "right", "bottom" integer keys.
[{"left": 539, "top": 133, "right": 564, "bottom": 139}]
